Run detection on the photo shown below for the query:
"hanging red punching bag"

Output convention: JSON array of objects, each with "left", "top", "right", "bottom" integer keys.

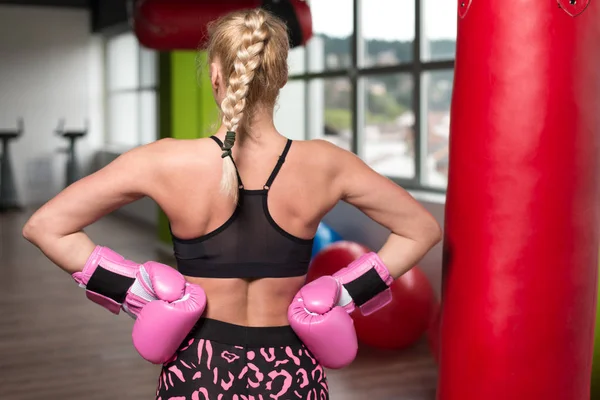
[
  {"left": 132, "top": 0, "right": 312, "bottom": 50},
  {"left": 439, "top": 1, "right": 600, "bottom": 400}
]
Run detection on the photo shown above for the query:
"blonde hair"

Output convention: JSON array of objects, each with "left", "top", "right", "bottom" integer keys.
[{"left": 206, "top": 8, "right": 289, "bottom": 204}]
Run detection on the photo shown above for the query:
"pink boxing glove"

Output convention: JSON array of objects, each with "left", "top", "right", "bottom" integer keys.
[
  {"left": 287, "top": 276, "right": 358, "bottom": 369},
  {"left": 72, "top": 246, "right": 140, "bottom": 315},
  {"left": 288, "top": 252, "right": 393, "bottom": 369},
  {"left": 132, "top": 262, "right": 206, "bottom": 364},
  {"left": 333, "top": 252, "right": 394, "bottom": 316},
  {"left": 72, "top": 246, "right": 206, "bottom": 364}
]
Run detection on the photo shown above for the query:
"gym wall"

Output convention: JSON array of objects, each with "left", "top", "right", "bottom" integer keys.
[{"left": 0, "top": 5, "right": 103, "bottom": 206}]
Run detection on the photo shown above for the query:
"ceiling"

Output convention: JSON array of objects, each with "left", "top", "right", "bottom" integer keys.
[
  {"left": 0, "top": 0, "right": 89, "bottom": 8},
  {"left": 0, "top": 0, "right": 130, "bottom": 32}
]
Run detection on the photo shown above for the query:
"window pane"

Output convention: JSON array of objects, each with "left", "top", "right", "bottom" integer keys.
[
  {"left": 422, "top": 70, "right": 453, "bottom": 188},
  {"left": 422, "top": 0, "right": 457, "bottom": 61},
  {"left": 307, "top": 0, "right": 353, "bottom": 72},
  {"left": 361, "top": 0, "right": 415, "bottom": 67},
  {"left": 139, "top": 90, "right": 157, "bottom": 145},
  {"left": 363, "top": 74, "right": 415, "bottom": 178},
  {"left": 275, "top": 80, "right": 305, "bottom": 140},
  {"left": 107, "top": 92, "right": 139, "bottom": 148},
  {"left": 106, "top": 33, "right": 139, "bottom": 91},
  {"left": 308, "top": 78, "right": 352, "bottom": 150},
  {"left": 288, "top": 46, "right": 306, "bottom": 76},
  {"left": 140, "top": 46, "right": 157, "bottom": 87}
]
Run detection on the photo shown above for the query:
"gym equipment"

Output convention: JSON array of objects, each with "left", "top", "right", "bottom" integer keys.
[
  {"left": 306, "top": 241, "right": 370, "bottom": 283},
  {"left": 132, "top": 0, "right": 313, "bottom": 51},
  {"left": 351, "top": 266, "right": 436, "bottom": 350},
  {"left": 311, "top": 222, "right": 343, "bottom": 258},
  {"left": 0, "top": 119, "right": 23, "bottom": 212},
  {"left": 55, "top": 119, "right": 87, "bottom": 188},
  {"left": 439, "top": 1, "right": 600, "bottom": 399}
]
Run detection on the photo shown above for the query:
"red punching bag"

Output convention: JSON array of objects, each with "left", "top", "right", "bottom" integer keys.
[
  {"left": 439, "top": 1, "right": 600, "bottom": 400},
  {"left": 132, "top": 0, "right": 312, "bottom": 50}
]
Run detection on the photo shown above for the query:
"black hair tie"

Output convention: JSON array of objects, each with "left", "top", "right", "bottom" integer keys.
[{"left": 221, "top": 131, "right": 236, "bottom": 158}]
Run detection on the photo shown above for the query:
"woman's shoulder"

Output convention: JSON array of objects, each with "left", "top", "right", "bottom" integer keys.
[
  {"left": 292, "top": 138, "right": 349, "bottom": 159},
  {"left": 291, "top": 138, "right": 360, "bottom": 171},
  {"left": 134, "top": 137, "right": 221, "bottom": 167},
  {"left": 149, "top": 136, "right": 219, "bottom": 153}
]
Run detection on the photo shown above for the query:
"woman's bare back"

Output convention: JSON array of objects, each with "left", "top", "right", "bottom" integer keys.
[
  {"left": 186, "top": 276, "right": 306, "bottom": 326},
  {"left": 152, "top": 135, "right": 341, "bottom": 326}
]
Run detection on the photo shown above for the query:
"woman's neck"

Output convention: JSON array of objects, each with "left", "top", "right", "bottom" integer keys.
[{"left": 217, "top": 109, "right": 284, "bottom": 150}]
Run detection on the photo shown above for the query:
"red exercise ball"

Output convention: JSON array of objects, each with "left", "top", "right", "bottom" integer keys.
[
  {"left": 306, "top": 241, "right": 371, "bottom": 283},
  {"left": 352, "top": 266, "right": 436, "bottom": 350}
]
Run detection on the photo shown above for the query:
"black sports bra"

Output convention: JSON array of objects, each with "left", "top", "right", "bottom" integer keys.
[{"left": 171, "top": 136, "right": 314, "bottom": 279}]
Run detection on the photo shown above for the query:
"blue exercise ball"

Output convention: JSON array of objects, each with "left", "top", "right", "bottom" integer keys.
[{"left": 312, "top": 222, "right": 343, "bottom": 258}]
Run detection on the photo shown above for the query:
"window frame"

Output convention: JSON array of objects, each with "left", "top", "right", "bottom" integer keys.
[
  {"left": 288, "top": 0, "right": 454, "bottom": 193},
  {"left": 103, "top": 31, "right": 159, "bottom": 151}
]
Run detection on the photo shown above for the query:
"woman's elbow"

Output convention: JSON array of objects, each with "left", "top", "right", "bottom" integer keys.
[
  {"left": 432, "top": 221, "right": 443, "bottom": 246},
  {"left": 22, "top": 215, "right": 44, "bottom": 244},
  {"left": 22, "top": 219, "right": 36, "bottom": 242},
  {"left": 422, "top": 215, "right": 443, "bottom": 248}
]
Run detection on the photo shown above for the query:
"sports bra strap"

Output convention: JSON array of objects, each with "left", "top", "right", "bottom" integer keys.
[
  {"left": 209, "top": 136, "right": 244, "bottom": 189},
  {"left": 209, "top": 135, "right": 223, "bottom": 147},
  {"left": 264, "top": 139, "right": 292, "bottom": 190}
]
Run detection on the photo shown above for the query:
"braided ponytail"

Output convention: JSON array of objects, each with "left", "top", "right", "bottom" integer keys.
[
  {"left": 219, "top": 10, "right": 270, "bottom": 204},
  {"left": 206, "top": 8, "right": 290, "bottom": 204}
]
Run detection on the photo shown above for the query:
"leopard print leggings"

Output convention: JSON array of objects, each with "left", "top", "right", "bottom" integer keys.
[{"left": 156, "top": 318, "right": 329, "bottom": 400}]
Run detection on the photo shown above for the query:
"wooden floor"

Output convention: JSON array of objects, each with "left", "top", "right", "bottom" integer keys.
[{"left": 0, "top": 210, "right": 438, "bottom": 400}]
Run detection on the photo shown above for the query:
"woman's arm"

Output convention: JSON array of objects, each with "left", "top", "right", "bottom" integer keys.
[
  {"left": 287, "top": 142, "right": 442, "bottom": 364},
  {"left": 22, "top": 141, "right": 165, "bottom": 274},
  {"left": 332, "top": 144, "right": 442, "bottom": 279}
]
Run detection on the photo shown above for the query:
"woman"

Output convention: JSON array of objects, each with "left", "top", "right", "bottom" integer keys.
[{"left": 23, "top": 8, "right": 442, "bottom": 400}]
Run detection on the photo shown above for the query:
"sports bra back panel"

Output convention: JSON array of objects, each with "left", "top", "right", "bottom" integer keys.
[{"left": 171, "top": 136, "right": 314, "bottom": 279}]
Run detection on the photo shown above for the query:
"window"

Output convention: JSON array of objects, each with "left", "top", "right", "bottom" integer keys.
[
  {"left": 275, "top": 80, "right": 306, "bottom": 141},
  {"left": 105, "top": 32, "right": 158, "bottom": 149},
  {"left": 279, "top": 0, "right": 456, "bottom": 191},
  {"left": 361, "top": 0, "right": 415, "bottom": 66},
  {"left": 308, "top": 0, "right": 353, "bottom": 73},
  {"left": 422, "top": 70, "right": 453, "bottom": 188},
  {"left": 310, "top": 78, "right": 352, "bottom": 151},
  {"left": 422, "top": 0, "right": 457, "bottom": 61},
  {"left": 363, "top": 74, "right": 414, "bottom": 178}
]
